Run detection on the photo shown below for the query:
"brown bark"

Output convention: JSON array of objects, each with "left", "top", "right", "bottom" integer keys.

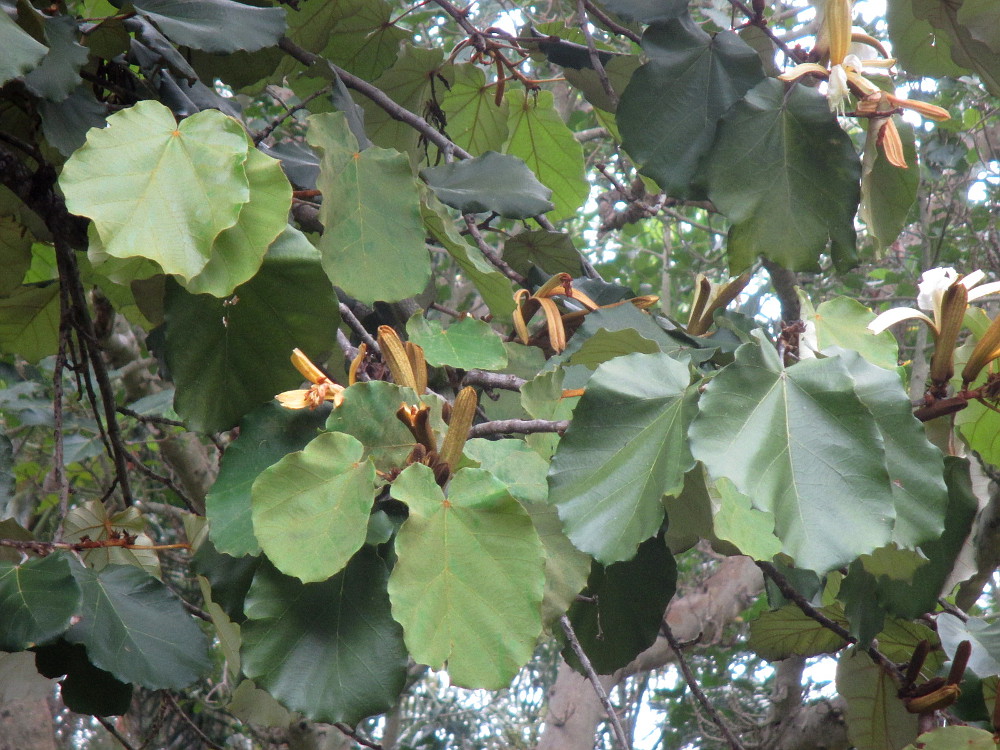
[{"left": 0, "top": 699, "right": 56, "bottom": 750}]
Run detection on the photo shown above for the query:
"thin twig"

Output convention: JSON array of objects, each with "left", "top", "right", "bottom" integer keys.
[
  {"left": 725, "top": 0, "right": 808, "bottom": 63},
  {"left": 96, "top": 716, "right": 138, "bottom": 750},
  {"left": 339, "top": 302, "right": 381, "bottom": 353},
  {"left": 577, "top": 0, "right": 618, "bottom": 106},
  {"left": 560, "top": 615, "right": 631, "bottom": 750},
  {"left": 583, "top": 1, "right": 642, "bottom": 44},
  {"left": 53, "top": 290, "right": 72, "bottom": 541},
  {"left": 468, "top": 418, "right": 569, "bottom": 438},
  {"left": 116, "top": 405, "right": 185, "bottom": 428},
  {"left": 333, "top": 722, "right": 384, "bottom": 750},
  {"left": 127, "top": 453, "right": 199, "bottom": 514},
  {"left": 757, "top": 562, "right": 905, "bottom": 682},
  {"left": 461, "top": 370, "right": 527, "bottom": 391},
  {"left": 164, "top": 693, "right": 225, "bottom": 750},
  {"left": 253, "top": 85, "right": 331, "bottom": 144},
  {"left": 663, "top": 622, "right": 746, "bottom": 750},
  {"left": 463, "top": 215, "right": 528, "bottom": 285}
]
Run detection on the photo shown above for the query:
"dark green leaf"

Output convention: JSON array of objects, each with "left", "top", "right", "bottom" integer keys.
[
  {"left": 550, "top": 352, "right": 696, "bottom": 564},
  {"left": 563, "top": 535, "right": 676, "bottom": 674},
  {"left": 132, "top": 0, "right": 286, "bottom": 53},
  {"left": 0, "top": 553, "right": 81, "bottom": 650},
  {"left": 702, "top": 79, "right": 861, "bottom": 272},
  {"left": 690, "top": 334, "right": 895, "bottom": 573},
  {"left": 22, "top": 15, "right": 88, "bottom": 102},
  {"left": 66, "top": 564, "right": 211, "bottom": 689},
  {"left": 34, "top": 641, "right": 133, "bottom": 716},
  {"left": 598, "top": 0, "right": 688, "bottom": 23},
  {"left": 207, "top": 401, "right": 327, "bottom": 558},
  {"left": 420, "top": 151, "right": 553, "bottom": 219},
  {"left": 241, "top": 550, "right": 407, "bottom": 725},
  {"left": 504, "top": 231, "right": 582, "bottom": 276},
  {"left": 252, "top": 431, "right": 376, "bottom": 583},
  {"left": 888, "top": 0, "right": 964, "bottom": 76},
  {"left": 861, "top": 118, "right": 919, "bottom": 251},
  {"left": 38, "top": 85, "right": 109, "bottom": 157},
  {"left": 0, "top": 10, "right": 47, "bottom": 85},
  {"left": 618, "top": 16, "right": 764, "bottom": 197},
  {"left": 0, "top": 283, "right": 60, "bottom": 363},
  {"left": 164, "top": 252, "right": 340, "bottom": 433}
]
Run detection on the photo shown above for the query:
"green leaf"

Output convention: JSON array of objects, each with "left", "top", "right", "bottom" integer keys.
[
  {"left": 182, "top": 147, "right": 293, "bottom": 297},
  {"left": 420, "top": 192, "right": 515, "bottom": 320},
  {"left": 252, "top": 431, "right": 376, "bottom": 583},
  {"left": 599, "top": 0, "right": 688, "bottom": 22},
  {"left": 0, "top": 283, "right": 60, "bottom": 363},
  {"left": 957, "top": 0, "right": 1000, "bottom": 53},
  {"left": 801, "top": 294, "right": 899, "bottom": 370},
  {"left": 690, "top": 334, "right": 896, "bottom": 573},
  {"left": 888, "top": 0, "right": 964, "bottom": 77},
  {"left": 0, "top": 553, "right": 81, "bottom": 651},
  {"left": 938, "top": 614, "right": 1000, "bottom": 678},
  {"left": 549, "top": 352, "right": 696, "bottom": 564},
  {"left": 521, "top": 367, "right": 578, "bottom": 460},
  {"left": 227, "top": 679, "right": 292, "bottom": 728},
  {"left": 837, "top": 648, "right": 918, "bottom": 750},
  {"left": 165, "top": 252, "right": 340, "bottom": 433},
  {"left": 420, "top": 151, "right": 553, "bottom": 219},
  {"left": 440, "top": 64, "right": 509, "bottom": 154},
  {"left": 748, "top": 603, "right": 850, "bottom": 660},
  {"left": 617, "top": 16, "right": 764, "bottom": 198},
  {"left": 503, "top": 231, "right": 582, "bottom": 277},
  {"left": 563, "top": 536, "right": 676, "bottom": 674},
  {"left": 22, "top": 15, "right": 88, "bottom": 102},
  {"left": 241, "top": 551, "right": 408, "bottom": 725},
  {"left": 34, "top": 640, "right": 133, "bottom": 716},
  {"left": 563, "top": 55, "right": 641, "bottom": 114},
  {"left": 663, "top": 465, "right": 715, "bottom": 554},
  {"left": 902, "top": 726, "right": 1000, "bottom": 750},
  {"left": 565, "top": 327, "right": 661, "bottom": 369},
  {"left": 703, "top": 79, "right": 861, "bottom": 273},
  {"left": 307, "top": 112, "right": 430, "bottom": 304},
  {"left": 0, "top": 216, "right": 32, "bottom": 295},
  {"left": 405, "top": 313, "right": 508, "bottom": 370},
  {"left": 912, "top": 0, "right": 1000, "bottom": 96},
  {"left": 388, "top": 464, "right": 545, "bottom": 688},
  {"left": 860, "top": 118, "right": 919, "bottom": 252},
  {"left": 324, "top": 381, "right": 442, "bottom": 473},
  {"left": 62, "top": 499, "right": 162, "bottom": 579},
  {"left": 522, "top": 501, "right": 592, "bottom": 625},
  {"left": 207, "top": 401, "right": 327, "bottom": 558},
  {"left": 0, "top": 9, "right": 47, "bottom": 85},
  {"left": 66, "top": 564, "right": 211, "bottom": 689},
  {"left": 60, "top": 101, "right": 251, "bottom": 282},
  {"left": 504, "top": 90, "right": 588, "bottom": 221},
  {"left": 836, "top": 350, "right": 947, "bottom": 547},
  {"left": 463, "top": 438, "right": 549, "bottom": 505},
  {"left": 712, "top": 477, "right": 782, "bottom": 560},
  {"left": 132, "top": 0, "right": 286, "bottom": 53},
  {"left": 197, "top": 577, "right": 241, "bottom": 679}
]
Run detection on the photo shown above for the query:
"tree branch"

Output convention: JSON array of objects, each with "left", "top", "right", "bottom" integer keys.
[
  {"left": 467, "top": 418, "right": 568, "bottom": 438},
  {"left": 662, "top": 622, "right": 746, "bottom": 750},
  {"left": 560, "top": 615, "right": 632, "bottom": 750},
  {"left": 462, "top": 370, "right": 527, "bottom": 391},
  {"left": 577, "top": 0, "right": 618, "bottom": 107},
  {"left": 463, "top": 215, "right": 528, "bottom": 286}
]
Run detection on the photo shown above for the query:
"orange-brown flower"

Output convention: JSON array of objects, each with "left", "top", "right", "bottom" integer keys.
[{"left": 275, "top": 348, "right": 345, "bottom": 410}]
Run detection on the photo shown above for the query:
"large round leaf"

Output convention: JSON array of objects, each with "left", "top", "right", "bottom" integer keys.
[
  {"left": 65, "top": 564, "right": 211, "bottom": 689},
  {"left": 165, "top": 251, "right": 340, "bottom": 433},
  {"left": 549, "top": 351, "right": 696, "bottom": 564},
  {"left": 388, "top": 464, "right": 545, "bottom": 689},
  {"left": 618, "top": 16, "right": 764, "bottom": 198},
  {"left": 702, "top": 79, "right": 861, "bottom": 273},
  {"left": 60, "top": 100, "right": 250, "bottom": 281},
  {"left": 241, "top": 550, "right": 407, "bottom": 725},
  {"left": 207, "top": 402, "right": 328, "bottom": 558},
  {"left": 0, "top": 553, "right": 81, "bottom": 651},
  {"left": 690, "top": 334, "right": 896, "bottom": 573},
  {"left": 131, "top": 0, "right": 286, "bottom": 53},
  {"left": 748, "top": 603, "right": 850, "bottom": 661},
  {"left": 837, "top": 648, "right": 918, "bottom": 750},
  {"left": 252, "top": 431, "right": 376, "bottom": 583},
  {"left": 406, "top": 313, "right": 508, "bottom": 370}
]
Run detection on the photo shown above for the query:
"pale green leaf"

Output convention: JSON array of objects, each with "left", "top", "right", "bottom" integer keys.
[
  {"left": 388, "top": 464, "right": 545, "bottom": 688},
  {"left": 406, "top": 313, "right": 508, "bottom": 370},
  {"left": 749, "top": 603, "right": 849, "bottom": 660},
  {"left": 440, "top": 64, "right": 509, "bottom": 154},
  {"left": 63, "top": 499, "right": 162, "bottom": 579},
  {"left": 712, "top": 477, "right": 781, "bottom": 561},
  {"left": 837, "top": 648, "right": 918, "bottom": 750},
  {"left": 252, "top": 431, "right": 376, "bottom": 583},
  {"left": 902, "top": 726, "right": 1000, "bottom": 750},
  {"left": 60, "top": 101, "right": 250, "bottom": 281},
  {"left": 0, "top": 283, "right": 59, "bottom": 363}
]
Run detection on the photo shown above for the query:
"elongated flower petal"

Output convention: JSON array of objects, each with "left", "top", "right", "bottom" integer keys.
[
  {"left": 878, "top": 118, "right": 907, "bottom": 168},
  {"left": 886, "top": 94, "right": 950, "bottom": 122},
  {"left": 969, "top": 281, "right": 1000, "bottom": 301},
  {"left": 962, "top": 314, "right": 1000, "bottom": 385},
  {"left": 778, "top": 63, "right": 830, "bottom": 83},
  {"left": 537, "top": 296, "right": 567, "bottom": 352},
  {"left": 868, "top": 307, "right": 935, "bottom": 334},
  {"left": 826, "top": 0, "right": 853, "bottom": 64},
  {"left": 291, "top": 348, "right": 328, "bottom": 384}
]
